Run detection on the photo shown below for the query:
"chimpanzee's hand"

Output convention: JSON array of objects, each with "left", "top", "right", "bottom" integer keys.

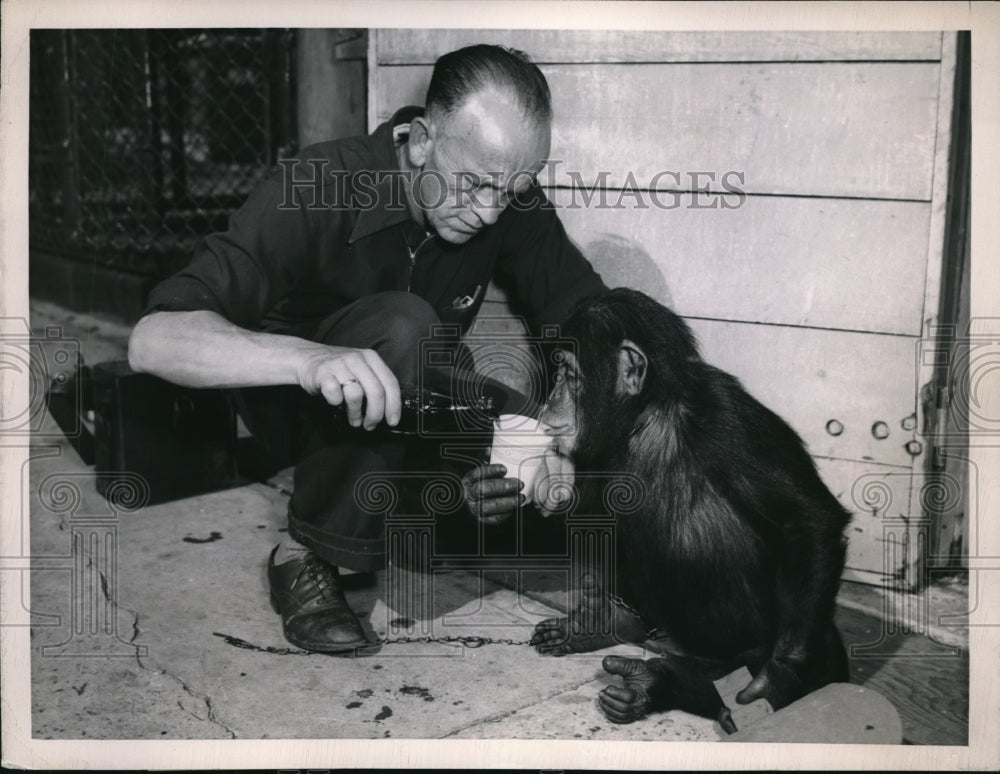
[
  {"left": 462, "top": 464, "right": 524, "bottom": 525},
  {"left": 737, "top": 657, "right": 803, "bottom": 709},
  {"left": 598, "top": 656, "right": 658, "bottom": 724},
  {"left": 718, "top": 657, "right": 804, "bottom": 733}
]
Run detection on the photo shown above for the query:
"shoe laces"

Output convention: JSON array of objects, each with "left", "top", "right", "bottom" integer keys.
[{"left": 300, "top": 553, "right": 339, "bottom": 602}]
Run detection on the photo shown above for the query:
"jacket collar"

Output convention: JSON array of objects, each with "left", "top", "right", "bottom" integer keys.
[{"left": 348, "top": 106, "right": 425, "bottom": 244}]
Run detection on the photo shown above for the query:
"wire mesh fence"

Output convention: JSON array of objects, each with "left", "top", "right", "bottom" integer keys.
[{"left": 30, "top": 29, "right": 297, "bottom": 278}]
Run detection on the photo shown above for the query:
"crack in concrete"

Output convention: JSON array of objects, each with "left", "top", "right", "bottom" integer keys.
[
  {"left": 95, "top": 569, "right": 238, "bottom": 738},
  {"left": 439, "top": 674, "right": 602, "bottom": 738},
  {"left": 132, "top": 622, "right": 238, "bottom": 738},
  {"left": 130, "top": 621, "right": 238, "bottom": 739}
]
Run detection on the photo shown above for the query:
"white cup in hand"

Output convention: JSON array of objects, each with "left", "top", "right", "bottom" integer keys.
[{"left": 489, "top": 414, "right": 552, "bottom": 505}]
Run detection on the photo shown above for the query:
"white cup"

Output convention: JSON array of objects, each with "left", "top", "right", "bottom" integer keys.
[{"left": 489, "top": 414, "right": 552, "bottom": 504}]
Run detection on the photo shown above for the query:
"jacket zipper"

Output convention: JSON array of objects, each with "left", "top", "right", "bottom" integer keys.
[{"left": 406, "top": 233, "right": 434, "bottom": 292}]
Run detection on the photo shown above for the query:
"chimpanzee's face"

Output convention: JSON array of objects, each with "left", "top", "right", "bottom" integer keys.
[{"left": 539, "top": 350, "right": 582, "bottom": 457}]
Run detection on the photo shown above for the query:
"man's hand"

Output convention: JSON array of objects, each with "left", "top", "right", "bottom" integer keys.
[
  {"left": 297, "top": 347, "right": 401, "bottom": 431},
  {"left": 129, "top": 311, "right": 403, "bottom": 432},
  {"left": 462, "top": 464, "right": 524, "bottom": 525}
]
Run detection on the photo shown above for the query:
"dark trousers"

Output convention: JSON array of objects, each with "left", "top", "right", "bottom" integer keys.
[{"left": 236, "top": 291, "right": 537, "bottom": 572}]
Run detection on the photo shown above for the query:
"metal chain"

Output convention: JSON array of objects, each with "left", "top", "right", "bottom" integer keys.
[
  {"left": 379, "top": 594, "right": 658, "bottom": 648},
  {"left": 212, "top": 630, "right": 530, "bottom": 655},
  {"left": 376, "top": 634, "right": 532, "bottom": 648},
  {"left": 216, "top": 595, "right": 656, "bottom": 655},
  {"left": 608, "top": 593, "right": 661, "bottom": 640}
]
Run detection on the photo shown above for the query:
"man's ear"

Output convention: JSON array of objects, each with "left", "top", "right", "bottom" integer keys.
[
  {"left": 407, "top": 116, "right": 433, "bottom": 167},
  {"left": 616, "top": 339, "right": 648, "bottom": 396}
]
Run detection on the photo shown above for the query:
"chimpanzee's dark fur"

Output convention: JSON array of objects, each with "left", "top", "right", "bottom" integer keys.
[{"left": 539, "top": 288, "right": 851, "bottom": 724}]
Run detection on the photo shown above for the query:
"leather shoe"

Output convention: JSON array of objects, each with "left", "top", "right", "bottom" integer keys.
[{"left": 267, "top": 545, "right": 373, "bottom": 653}]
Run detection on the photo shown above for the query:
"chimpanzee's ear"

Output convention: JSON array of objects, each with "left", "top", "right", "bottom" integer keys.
[{"left": 617, "top": 339, "right": 648, "bottom": 396}]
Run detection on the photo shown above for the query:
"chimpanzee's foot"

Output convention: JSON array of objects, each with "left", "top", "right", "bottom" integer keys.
[
  {"left": 598, "top": 655, "right": 657, "bottom": 723},
  {"left": 530, "top": 574, "right": 649, "bottom": 655}
]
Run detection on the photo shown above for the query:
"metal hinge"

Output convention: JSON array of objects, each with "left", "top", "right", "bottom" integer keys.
[{"left": 932, "top": 384, "right": 951, "bottom": 471}]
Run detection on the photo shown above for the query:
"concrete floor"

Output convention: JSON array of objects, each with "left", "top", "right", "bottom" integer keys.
[
  {"left": 25, "top": 423, "right": 721, "bottom": 742},
  {"left": 17, "top": 300, "right": 970, "bottom": 749},
  {"left": 22, "top": 300, "right": 721, "bottom": 743}
]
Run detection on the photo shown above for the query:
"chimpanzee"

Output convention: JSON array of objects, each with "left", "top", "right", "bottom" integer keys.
[{"left": 465, "top": 288, "right": 852, "bottom": 729}]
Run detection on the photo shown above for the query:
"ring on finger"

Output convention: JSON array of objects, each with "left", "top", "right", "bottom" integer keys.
[{"left": 340, "top": 377, "right": 359, "bottom": 387}]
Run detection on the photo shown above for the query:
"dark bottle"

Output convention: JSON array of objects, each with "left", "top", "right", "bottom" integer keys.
[{"left": 329, "top": 383, "right": 499, "bottom": 436}]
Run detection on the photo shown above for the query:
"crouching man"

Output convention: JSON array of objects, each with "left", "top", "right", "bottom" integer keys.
[{"left": 128, "top": 44, "right": 605, "bottom": 653}]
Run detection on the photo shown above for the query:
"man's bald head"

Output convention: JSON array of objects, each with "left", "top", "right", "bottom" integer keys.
[
  {"left": 425, "top": 44, "right": 552, "bottom": 129},
  {"left": 402, "top": 45, "right": 553, "bottom": 244}
]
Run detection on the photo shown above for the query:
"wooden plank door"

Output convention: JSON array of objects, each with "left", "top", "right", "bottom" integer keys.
[{"left": 369, "top": 30, "right": 961, "bottom": 589}]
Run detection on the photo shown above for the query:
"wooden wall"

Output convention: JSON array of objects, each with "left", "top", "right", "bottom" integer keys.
[
  {"left": 369, "top": 30, "right": 960, "bottom": 588},
  {"left": 297, "top": 30, "right": 368, "bottom": 148}
]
